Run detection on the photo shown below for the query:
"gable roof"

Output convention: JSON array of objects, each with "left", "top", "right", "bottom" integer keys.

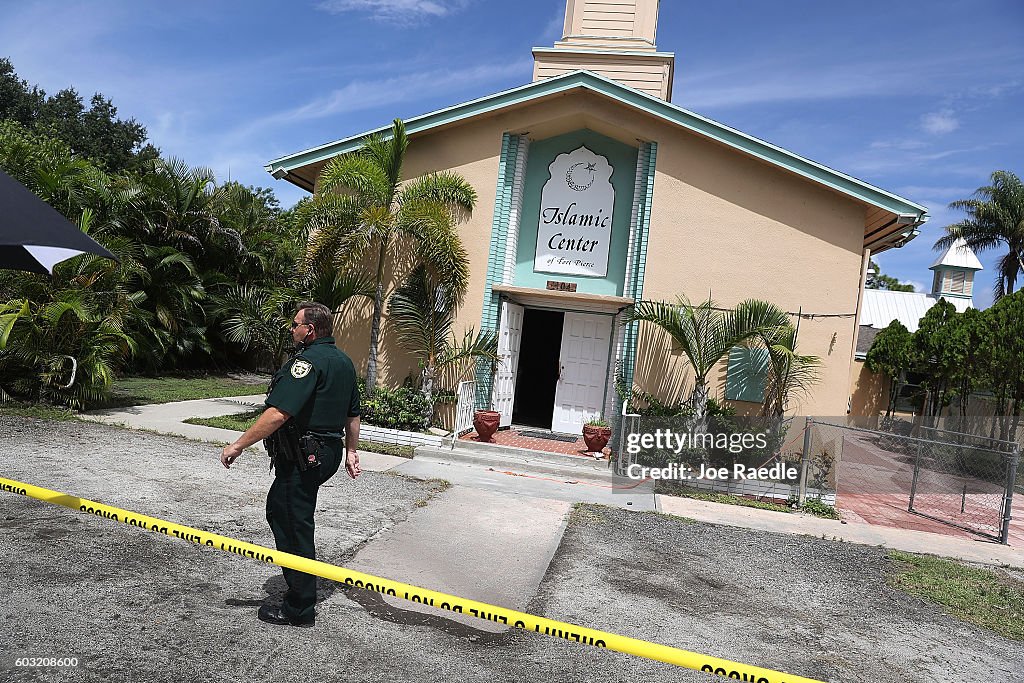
[{"left": 266, "top": 70, "right": 928, "bottom": 239}]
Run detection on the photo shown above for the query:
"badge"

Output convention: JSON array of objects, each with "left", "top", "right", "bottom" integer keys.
[{"left": 290, "top": 359, "right": 313, "bottom": 379}]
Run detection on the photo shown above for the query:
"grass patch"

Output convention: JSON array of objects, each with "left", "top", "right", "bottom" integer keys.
[
  {"left": 889, "top": 551, "right": 1024, "bottom": 641},
  {"left": 656, "top": 481, "right": 792, "bottom": 513},
  {"left": 800, "top": 498, "right": 841, "bottom": 519},
  {"left": 185, "top": 410, "right": 263, "bottom": 432},
  {"left": 90, "top": 375, "right": 269, "bottom": 410},
  {"left": 183, "top": 410, "right": 415, "bottom": 458},
  {"left": 357, "top": 441, "right": 415, "bottom": 458},
  {"left": 0, "top": 402, "right": 78, "bottom": 421}
]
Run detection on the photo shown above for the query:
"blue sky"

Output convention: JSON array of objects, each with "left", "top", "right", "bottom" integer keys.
[{"left": 2, "top": 0, "right": 1021, "bottom": 307}]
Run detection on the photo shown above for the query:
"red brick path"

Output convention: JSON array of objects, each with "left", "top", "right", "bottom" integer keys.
[
  {"left": 459, "top": 427, "right": 599, "bottom": 457},
  {"left": 835, "top": 431, "right": 1023, "bottom": 546}
]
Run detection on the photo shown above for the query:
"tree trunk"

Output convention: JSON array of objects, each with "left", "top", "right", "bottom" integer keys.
[
  {"left": 365, "top": 244, "right": 388, "bottom": 392},
  {"left": 690, "top": 379, "right": 709, "bottom": 436},
  {"left": 421, "top": 364, "right": 435, "bottom": 428},
  {"left": 885, "top": 374, "right": 899, "bottom": 421}
]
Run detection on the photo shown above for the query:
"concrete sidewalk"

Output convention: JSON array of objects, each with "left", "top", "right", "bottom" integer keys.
[
  {"left": 657, "top": 495, "right": 1024, "bottom": 568},
  {"left": 80, "top": 394, "right": 408, "bottom": 472},
  {"left": 81, "top": 396, "right": 1024, "bottom": 569}
]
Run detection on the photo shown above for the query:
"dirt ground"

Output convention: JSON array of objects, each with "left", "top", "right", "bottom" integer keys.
[{"left": 0, "top": 416, "right": 1021, "bottom": 682}]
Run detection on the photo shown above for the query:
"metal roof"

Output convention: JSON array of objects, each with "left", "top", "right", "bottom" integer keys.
[{"left": 860, "top": 288, "right": 974, "bottom": 333}]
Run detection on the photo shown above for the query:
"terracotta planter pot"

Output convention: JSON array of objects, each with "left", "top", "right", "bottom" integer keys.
[
  {"left": 582, "top": 425, "right": 612, "bottom": 453},
  {"left": 473, "top": 410, "right": 501, "bottom": 442}
]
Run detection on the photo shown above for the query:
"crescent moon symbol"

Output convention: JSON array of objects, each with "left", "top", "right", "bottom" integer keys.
[{"left": 565, "top": 162, "right": 595, "bottom": 192}]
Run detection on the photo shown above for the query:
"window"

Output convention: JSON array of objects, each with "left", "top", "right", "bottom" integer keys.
[
  {"left": 725, "top": 347, "right": 769, "bottom": 403},
  {"left": 941, "top": 269, "right": 967, "bottom": 295}
]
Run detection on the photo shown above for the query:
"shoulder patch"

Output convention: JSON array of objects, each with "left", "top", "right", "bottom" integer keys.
[{"left": 290, "top": 359, "right": 313, "bottom": 379}]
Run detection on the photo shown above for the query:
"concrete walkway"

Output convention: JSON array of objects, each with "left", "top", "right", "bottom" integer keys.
[
  {"left": 82, "top": 397, "right": 1024, "bottom": 571},
  {"left": 81, "top": 394, "right": 409, "bottom": 472}
]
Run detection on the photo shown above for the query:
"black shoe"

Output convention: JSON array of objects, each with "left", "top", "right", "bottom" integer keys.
[{"left": 257, "top": 604, "right": 315, "bottom": 628}]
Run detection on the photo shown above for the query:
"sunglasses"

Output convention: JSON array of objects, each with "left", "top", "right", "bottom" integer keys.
[{"left": 290, "top": 321, "right": 310, "bottom": 330}]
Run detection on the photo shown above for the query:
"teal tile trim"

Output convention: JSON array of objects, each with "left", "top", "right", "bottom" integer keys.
[
  {"left": 475, "top": 132, "right": 520, "bottom": 409},
  {"left": 267, "top": 71, "right": 926, "bottom": 222},
  {"left": 621, "top": 141, "right": 657, "bottom": 397}
]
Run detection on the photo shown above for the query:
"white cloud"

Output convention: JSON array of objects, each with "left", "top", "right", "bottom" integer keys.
[
  {"left": 905, "top": 280, "right": 925, "bottom": 293},
  {"left": 541, "top": 6, "right": 565, "bottom": 42},
  {"left": 228, "top": 59, "right": 531, "bottom": 142},
  {"left": 315, "top": 0, "right": 470, "bottom": 20},
  {"left": 920, "top": 109, "right": 959, "bottom": 135}
]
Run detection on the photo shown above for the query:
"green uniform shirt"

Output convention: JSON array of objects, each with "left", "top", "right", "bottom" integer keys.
[{"left": 266, "top": 337, "right": 360, "bottom": 437}]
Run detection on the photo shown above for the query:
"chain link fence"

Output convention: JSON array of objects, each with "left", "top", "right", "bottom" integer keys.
[
  {"left": 811, "top": 417, "right": 1020, "bottom": 544},
  {"left": 615, "top": 411, "right": 1020, "bottom": 544}
]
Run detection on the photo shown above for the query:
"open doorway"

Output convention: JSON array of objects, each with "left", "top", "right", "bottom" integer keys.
[{"left": 512, "top": 308, "right": 563, "bottom": 429}]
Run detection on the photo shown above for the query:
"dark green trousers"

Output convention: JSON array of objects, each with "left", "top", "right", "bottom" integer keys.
[{"left": 265, "top": 438, "right": 342, "bottom": 621}]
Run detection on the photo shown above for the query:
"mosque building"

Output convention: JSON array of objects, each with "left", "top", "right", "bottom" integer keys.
[{"left": 267, "top": 0, "right": 930, "bottom": 431}]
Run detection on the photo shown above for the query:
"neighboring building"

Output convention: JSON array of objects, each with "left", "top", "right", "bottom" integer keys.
[
  {"left": 267, "top": 0, "right": 929, "bottom": 432},
  {"left": 849, "top": 238, "right": 982, "bottom": 417}
]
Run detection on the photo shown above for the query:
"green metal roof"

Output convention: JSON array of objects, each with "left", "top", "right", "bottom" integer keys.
[{"left": 265, "top": 70, "right": 928, "bottom": 221}]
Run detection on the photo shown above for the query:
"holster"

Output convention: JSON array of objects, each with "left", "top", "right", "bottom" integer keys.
[{"left": 264, "top": 419, "right": 306, "bottom": 472}]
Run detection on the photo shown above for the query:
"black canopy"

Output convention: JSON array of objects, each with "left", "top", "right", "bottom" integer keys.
[{"left": 0, "top": 169, "right": 116, "bottom": 274}]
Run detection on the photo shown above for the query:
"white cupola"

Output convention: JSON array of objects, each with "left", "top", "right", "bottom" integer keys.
[{"left": 929, "top": 238, "right": 983, "bottom": 300}]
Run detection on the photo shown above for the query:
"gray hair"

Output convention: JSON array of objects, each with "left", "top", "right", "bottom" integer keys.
[{"left": 296, "top": 301, "right": 334, "bottom": 338}]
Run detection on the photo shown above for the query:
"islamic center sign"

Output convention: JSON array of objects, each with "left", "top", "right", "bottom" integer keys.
[{"left": 534, "top": 146, "right": 615, "bottom": 277}]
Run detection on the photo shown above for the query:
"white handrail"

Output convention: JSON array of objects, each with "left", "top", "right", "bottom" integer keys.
[{"left": 452, "top": 381, "right": 476, "bottom": 448}]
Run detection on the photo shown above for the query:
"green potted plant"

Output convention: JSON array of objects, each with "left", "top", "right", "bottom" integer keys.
[{"left": 582, "top": 417, "right": 612, "bottom": 454}]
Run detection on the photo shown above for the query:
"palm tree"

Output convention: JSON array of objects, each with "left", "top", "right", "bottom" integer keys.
[
  {"left": 757, "top": 324, "right": 821, "bottom": 418},
  {"left": 623, "top": 297, "right": 791, "bottom": 426},
  {"left": 211, "top": 263, "right": 376, "bottom": 371},
  {"left": 388, "top": 265, "right": 499, "bottom": 425},
  {"left": 295, "top": 118, "right": 476, "bottom": 391},
  {"left": 935, "top": 170, "right": 1024, "bottom": 300},
  {"left": 131, "top": 157, "right": 243, "bottom": 267}
]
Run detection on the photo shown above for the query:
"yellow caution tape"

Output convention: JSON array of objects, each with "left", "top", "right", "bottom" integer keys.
[{"left": 0, "top": 476, "right": 825, "bottom": 683}]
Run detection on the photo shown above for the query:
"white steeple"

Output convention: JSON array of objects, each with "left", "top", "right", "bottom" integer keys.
[{"left": 532, "top": 0, "right": 675, "bottom": 101}]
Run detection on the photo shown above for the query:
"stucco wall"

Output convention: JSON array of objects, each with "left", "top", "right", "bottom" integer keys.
[
  {"left": 849, "top": 361, "right": 889, "bottom": 425},
  {"left": 636, "top": 118, "right": 867, "bottom": 416},
  {"left": 323, "top": 91, "right": 871, "bottom": 417}
]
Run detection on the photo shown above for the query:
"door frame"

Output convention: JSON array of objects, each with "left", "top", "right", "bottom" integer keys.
[{"left": 495, "top": 295, "right": 618, "bottom": 432}]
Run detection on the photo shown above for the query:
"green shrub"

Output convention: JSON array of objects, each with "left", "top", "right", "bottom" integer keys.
[
  {"left": 361, "top": 383, "right": 431, "bottom": 432},
  {"left": 800, "top": 498, "right": 840, "bottom": 519}
]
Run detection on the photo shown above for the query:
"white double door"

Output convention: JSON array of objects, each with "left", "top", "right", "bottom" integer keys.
[
  {"left": 492, "top": 302, "right": 611, "bottom": 434},
  {"left": 551, "top": 312, "right": 612, "bottom": 433}
]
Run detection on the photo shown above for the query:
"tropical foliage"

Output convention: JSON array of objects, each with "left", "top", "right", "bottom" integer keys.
[
  {"left": 756, "top": 322, "right": 822, "bottom": 419},
  {"left": 1, "top": 61, "right": 485, "bottom": 427},
  {"left": 388, "top": 265, "right": 498, "bottom": 425},
  {"left": 294, "top": 118, "right": 477, "bottom": 392},
  {"left": 866, "top": 290, "right": 1024, "bottom": 439},
  {"left": 936, "top": 170, "right": 1024, "bottom": 300},
  {"left": 623, "top": 297, "right": 816, "bottom": 424},
  {"left": 0, "top": 112, "right": 304, "bottom": 406}
]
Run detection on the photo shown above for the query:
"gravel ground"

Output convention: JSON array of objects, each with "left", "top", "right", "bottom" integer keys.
[{"left": 0, "top": 416, "right": 1021, "bottom": 683}]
